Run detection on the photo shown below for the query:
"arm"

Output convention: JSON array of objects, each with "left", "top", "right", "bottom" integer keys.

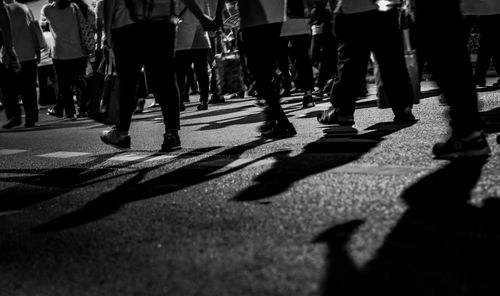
[
  {"left": 0, "top": 3, "right": 19, "bottom": 70},
  {"left": 181, "top": 0, "right": 224, "bottom": 31},
  {"left": 102, "top": 0, "right": 114, "bottom": 48}
]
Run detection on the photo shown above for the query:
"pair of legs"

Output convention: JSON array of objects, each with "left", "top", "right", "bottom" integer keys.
[
  {"left": 102, "top": 20, "right": 180, "bottom": 151},
  {"left": 2, "top": 60, "right": 39, "bottom": 128},
  {"left": 320, "top": 9, "right": 414, "bottom": 125},
  {"left": 51, "top": 57, "right": 87, "bottom": 118},
  {"left": 175, "top": 48, "right": 210, "bottom": 110},
  {"left": 241, "top": 23, "right": 296, "bottom": 138},
  {"left": 413, "top": 0, "right": 491, "bottom": 158}
]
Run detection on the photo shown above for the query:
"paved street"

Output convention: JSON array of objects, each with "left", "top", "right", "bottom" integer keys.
[{"left": 1, "top": 82, "right": 500, "bottom": 296}]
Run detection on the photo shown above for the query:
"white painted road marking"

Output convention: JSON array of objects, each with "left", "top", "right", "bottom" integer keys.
[
  {"left": 108, "top": 153, "right": 150, "bottom": 162},
  {"left": 0, "top": 149, "right": 28, "bottom": 155},
  {"left": 37, "top": 152, "right": 92, "bottom": 158}
]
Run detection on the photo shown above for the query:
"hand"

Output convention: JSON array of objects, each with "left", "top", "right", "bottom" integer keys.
[{"left": 4, "top": 47, "right": 20, "bottom": 73}]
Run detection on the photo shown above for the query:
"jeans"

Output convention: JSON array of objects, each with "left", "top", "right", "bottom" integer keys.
[
  {"left": 414, "top": 0, "right": 483, "bottom": 136},
  {"left": 241, "top": 23, "right": 289, "bottom": 124},
  {"left": 2, "top": 60, "right": 39, "bottom": 123},
  {"left": 112, "top": 20, "right": 179, "bottom": 132},
  {"left": 175, "top": 48, "right": 210, "bottom": 102},
  {"left": 53, "top": 57, "right": 87, "bottom": 117},
  {"left": 331, "top": 9, "right": 414, "bottom": 117}
]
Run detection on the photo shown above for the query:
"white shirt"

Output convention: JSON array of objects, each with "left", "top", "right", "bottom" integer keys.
[{"left": 41, "top": 3, "right": 86, "bottom": 59}]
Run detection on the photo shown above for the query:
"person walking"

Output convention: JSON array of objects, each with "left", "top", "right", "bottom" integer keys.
[
  {"left": 2, "top": 0, "right": 42, "bottom": 129},
  {"left": 315, "top": 0, "right": 416, "bottom": 126},
  {"left": 174, "top": 0, "right": 212, "bottom": 111},
  {"left": 412, "top": 0, "right": 492, "bottom": 159},
  {"left": 100, "top": 0, "right": 221, "bottom": 151},
  {"left": 41, "top": 0, "right": 91, "bottom": 120},
  {"left": 236, "top": 0, "right": 297, "bottom": 138}
]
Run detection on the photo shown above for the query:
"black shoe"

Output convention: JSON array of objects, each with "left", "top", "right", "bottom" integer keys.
[
  {"left": 433, "top": 131, "right": 491, "bottom": 160},
  {"left": 393, "top": 108, "right": 417, "bottom": 124},
  {"left": 47, "top": 108, "right": 63, "bottom": 118},
  {"left": 260, "top": 121, "right": 297, "bottom": 139},
  {"left": 77, "top": 111, "right": 89, "bottom": 118},
  {"left": 302, "top": 94, "right": 315, "bottom": 109},
  {"left": 161, "top": 130, "right": 181, "bottom": 152},
  {"left": 100, "top": 127, "right": 131, "bottom": 150},
  {"left": 209, "top": 94, "right": 225, "bottom": 104},
  {"left": 24, "top": 121, "right": 38, "bottom": 128},
  {"left": 197, "top": 102, "right": 208, "bottom": 111},
  {"left": 2, "top": 118, "right": 22, "bottom": 129},
  {"left": 317, "top": 108, "right": 355, "bottom": 126}
]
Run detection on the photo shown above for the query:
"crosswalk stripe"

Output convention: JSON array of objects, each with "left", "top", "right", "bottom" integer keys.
[
  {"left": 108, "top": 153, "right": 150, "bottom": 162},
  {"left": 0, "top": 149, "right": 28, "bottom": 155},
  {"left": 37, "top": 152, "right": 92, "bottom": 158},
  {"left": 332, "top": 164, "right": 428, "bottom": 175},
  {"left": 144, "top": 155, "right": 177, "bottom": 162},
  {"left": 196, "top": 158, "right": 276, "bottom": 168}
]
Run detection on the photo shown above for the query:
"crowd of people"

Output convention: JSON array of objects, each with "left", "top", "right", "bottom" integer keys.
[{"left": 0, "top": 0, "right": 499, "bottom": 159}]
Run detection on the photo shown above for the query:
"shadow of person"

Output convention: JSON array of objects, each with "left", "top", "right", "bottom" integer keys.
[
  {"left": 233, "top": 122, "right": 416, "bottom": 202},
  {"left": 314, "top": 157, "right": 500, "bottom": 296},
  {"left": 32, "top": 138, "right": 276, "bottom": 233}
]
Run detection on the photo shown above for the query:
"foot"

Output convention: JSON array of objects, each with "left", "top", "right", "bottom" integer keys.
[
  {"left": 77, "top": 111, "right": 89, "bottom": 118},
  {"left": 260, "top": 121, "right": 297, "bottom": 139},
  {"left": 317, "top": 108, "right": 355, "bottom": 126},
  {"left": 161, "top": 130, "right": 181, "bottom": 152},
  {"left": 24, "top": 120, "right": 38, "bottom": 128},
  {"left": 433, "top": 131, "right": 491, "bottom": 160},
  {"left": 47, "top": 108, "right": 63, "bottom": 118},
  {"left": 2, "top": 118, "right": 22, "bottom": 129},
  {"left": 393, "top": 107, "right": 417, "bottom": 124},
  {"left": 197, "top": 102, "right": 208, "bottom": 111},
  {"left": 100, "top": 127, "right": 131, "bottom": 150},
  {"left": 209, "top": 94, "right": 225, "bottom": 104},
  {"left": 302, "top": 94, "right": 315, "bottom": 109}
]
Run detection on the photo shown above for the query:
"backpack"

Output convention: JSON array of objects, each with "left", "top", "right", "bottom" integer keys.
[{"left": 124, "top": 0, "right": 176, "bottom": 22}]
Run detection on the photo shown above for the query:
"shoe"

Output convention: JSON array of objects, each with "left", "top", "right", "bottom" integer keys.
[
  {"left": 209, "top": 94, "right": 225, "bottom": 104},
  {"left": 65, "top": 115, "right": 77, "bottom": 121},
  {"left": 197, "top": 102, "right": 208, "bottom": 111},
  {"left": 161, "top": 130, "right": 181, "bottom": 152},
  {"left": 147, "top": 101, "right": 160, "bottom": 108},
  {"left": 24, "top": 121, "right": 38, "bottom": 128},
  {"left": 317, "top": 108, "right": 355, "bottom": 126},
  {"left": 254, "top": 97, "right": 267, "bottom": 108},
  {"left": 180, "top": 102, "right": 186, "bottom": 112},
  {"left": 393, "top": 108, "right": 417, "bottom": 124},
  {"left": 433, "top": 131, "right": 491, "bottom": 160},
  {"left": 260, "top": 121, "right": 297, "bottom": 139},
  {"left": 134, "top": 98, "right": 145, "bottom": 114},
  {"left": 2, "top": 118, "right": 22, "bottom": 129},
  {"left": 302, "top": 94, "right": 315, "bottom": 109},
  {"left": 77, "top": 111, "right": 89, "bottom": 118},
  {"left": 280, "top": 89, "right": 291, "bottom": 97},
  {"left": 438, "top": 94, "right": 448, "bottom": 106},
  {"left": 100, "top": 127, "right": 131, "bottom": 150},
  {"left": 312, "top": 89, "right": 326, "bottom": 99},
  {"left": 47, "top": 108, "right": 63, "bottom": 118}
]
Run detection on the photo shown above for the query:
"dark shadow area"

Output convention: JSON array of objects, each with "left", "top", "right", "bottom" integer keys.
[
  {"left": 232, "top": 121, "right": 416, "bottom": 202},
  {"left": 0, "top": 147, "right": 220, "bottom": 213},
  {"left": 314, "top": 158, "right": 500, "bottom": 295},
  {"left": 179, "top": 105, "right": 254, "bottom": 120},
  {"left": 0, "top": 119, "right": 103, "bottom": 133},
  {"left": 32, "top": 139, "right": 276, "bottom": 232},
  {"left": 480, "top": 106, "right": 500, "bottom": 133},
  {"left": 476, "top": 85, "right": 500, "bottom": 93}
]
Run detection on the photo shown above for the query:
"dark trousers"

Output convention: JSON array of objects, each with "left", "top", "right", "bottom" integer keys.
[
  {"left": 241, "top": 23, "right": 288, "bottom": 123},
  {"left": 331, "top": 10, "right": 414, "bottom": 117},
  {"left": 473, "top": 14, "right": 500, "bottom": 83},
  {"left": 53, "top": 57, "right": 87, "bottom": 117},
  {"left": 414, "top": 0, "right": 483, "bottom": 136},
  {"left": 2, "top": 60, "right": 39, "bottom": 123},
  {"left": 112, "top": 20, "right": 179, "bottom": 132},
  {"left": 311, "top": 28, "right": 338, "bottom": 90},
  {"left": 175, "top": 48, "right": 210, "bottom": 102},
  {"left": 278, "top": 34, "right": 315, "bottom": 92},
  {"left": 37, "top": 64, "right": 58, "bottom": 106}
]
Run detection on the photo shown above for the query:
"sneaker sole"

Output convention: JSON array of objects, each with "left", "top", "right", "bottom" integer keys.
[
  {"left": 160, "top": 146, "right": 181, "bottom": 153},
  {"left": 100, "top": 138, "right": 131, "bottom": 150}
]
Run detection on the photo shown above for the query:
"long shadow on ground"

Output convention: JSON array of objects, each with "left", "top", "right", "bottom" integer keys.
[
  {"left": 31, "top": 138, "right": 275, "bottom": 232},
  {"left": 232, "top": 121, "right": 416, "bottom": 202},
  {"left": 314, "top": 157, "right": 499, "bottom": 295}
]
